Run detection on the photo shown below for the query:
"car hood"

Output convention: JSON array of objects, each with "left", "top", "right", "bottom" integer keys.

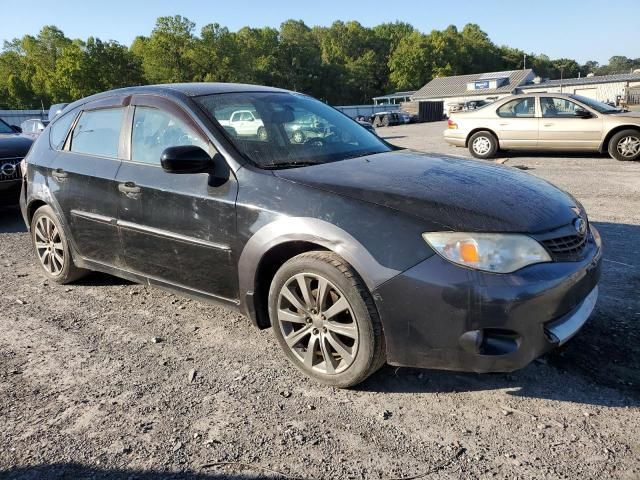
[
  {"left": 0, "top": 134, "right": 33, "bottom": 158},
  {"left": 612, "top": 111, "right": 640, "bottom": 119},
  {"left": 275, "top": 151, "right": 579, "bottom": 233}
]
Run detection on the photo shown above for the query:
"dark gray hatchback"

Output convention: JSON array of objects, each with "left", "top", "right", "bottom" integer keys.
[{"left": 20, "top": 83, "right": 602, "bottom": 387}]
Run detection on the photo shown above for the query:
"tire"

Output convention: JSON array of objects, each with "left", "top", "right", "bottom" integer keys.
[
  {"left": 373, "top": 115, "right": 382, "bottom": 128},
  {"left": 468, "top": 131, "right": 499, "bottom": 159},
  {"left": 30, "top": 205, "right": 88, "bottom": 284},
  {"left": 608, "top": 129, "right": 640, "bottom": 161},
  {"left": 381, "top": 115, "right": 389, "bottom": 127},
  {"left": 292, "top": 130, "right": 306, "bottom": 144},
  {"left": 268, "top": 251, "right": 386, "bottom": 388},
  {"left": 257, "top": 126, "right": 267, "bottom": 141}
]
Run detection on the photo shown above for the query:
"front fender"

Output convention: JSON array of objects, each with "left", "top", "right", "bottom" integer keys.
[{"left": 238, "top": 217, "right": 401, "bottom": 310}]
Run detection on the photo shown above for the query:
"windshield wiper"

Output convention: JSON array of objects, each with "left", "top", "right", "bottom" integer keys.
[{"left": 261, "top": 160, "right": 324, "bottom": 169}]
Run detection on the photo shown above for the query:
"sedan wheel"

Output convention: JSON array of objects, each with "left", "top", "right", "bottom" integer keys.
[
  {"left": 277, "top": 272, "right": 359, "bottom": 374},
  {"left": 468, "top": 131, "right": 498, "bottom": 159},
  {"left": 269, "top": 251, "right": 386, "bottom": 387},
  {"left": 616, "top": 136, "right": 640, "bottom": 159},
  {"left": 292, "top": 130, "right": 305, "bottom": 144},
  {"left": 31, "top": 205, "right": 88, "bottom": 284},
  {"left": 609, "top": 129, "right": 640, "bottom": 161}
]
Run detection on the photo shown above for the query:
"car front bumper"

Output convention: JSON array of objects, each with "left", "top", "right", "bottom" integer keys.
[
  {"left": 373, "top": 226, "right": 602, "bottom": 373},
  {"left": 0, "top": 179, "right": 21, "bottom": 205}
]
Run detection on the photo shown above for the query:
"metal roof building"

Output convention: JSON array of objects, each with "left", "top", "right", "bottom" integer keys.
[
  {"left": 412, "top": 70, "right": 536, "bottom": 101},
  {"left": 372, "top": 91, "right": 416, "bottom": 105}
]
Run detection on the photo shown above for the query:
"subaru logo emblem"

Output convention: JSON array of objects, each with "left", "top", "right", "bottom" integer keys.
[
  {"left": 1, "top": 162, "right": 16, "bottom": 177},
  {"left": 573, "top": 218, "right": 587, "bottom": 236}
]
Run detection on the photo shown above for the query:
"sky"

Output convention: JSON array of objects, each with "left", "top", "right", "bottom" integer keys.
[{"left": 1, "top": 0, "right": 639, "bottom": 65}]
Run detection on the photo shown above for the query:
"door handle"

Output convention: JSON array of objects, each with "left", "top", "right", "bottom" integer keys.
[
  {"left": 499, "top": 123, "right": 510, "bottom": 126},
  {"left": 543, "top": 123, "right": 554, "bottom": 127},
  {"left": 52, "top": 168, "right": 68, "bottom": 180},
  {"left": 118, "top": 182, "right": 141, "bottom": 195}
]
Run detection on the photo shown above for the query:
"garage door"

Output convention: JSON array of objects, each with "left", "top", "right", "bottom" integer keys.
[{"left": 574, "top": 88, "right": 598, "bottom": 99}]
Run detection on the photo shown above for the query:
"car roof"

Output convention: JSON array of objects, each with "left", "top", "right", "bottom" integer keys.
[{"left": 63, "top": 83, "right": 292, "bottom": 114}]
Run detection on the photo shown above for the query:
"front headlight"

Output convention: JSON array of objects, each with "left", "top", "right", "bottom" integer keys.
[{"left": 422, "top": 232, "right": 551, "bottom": 273}]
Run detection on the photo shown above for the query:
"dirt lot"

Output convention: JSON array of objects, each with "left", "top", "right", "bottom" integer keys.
[{"left": 1, "top": 121, "right": 639, "bottom": 479}]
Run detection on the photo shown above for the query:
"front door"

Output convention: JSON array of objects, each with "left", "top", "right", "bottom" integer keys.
[
  {"left": 50, "top": 99, "right": 127, "bottom": 267},
  {"left": 538, "top": 97, "right": 604, "bottom": 150},
  {"left": 115, "top": 95, "right": 239, "bottom": 301}
]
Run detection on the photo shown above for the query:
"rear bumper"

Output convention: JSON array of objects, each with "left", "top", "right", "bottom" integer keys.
[
  {"left": 443, "top": 130, "right": 466, "bottom": 147},
  {"left": 373, "top": 227, "right": 602, "bottom": 373}
]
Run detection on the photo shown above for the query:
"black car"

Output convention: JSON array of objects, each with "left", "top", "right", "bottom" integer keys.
[
  {"left": 20, "top": 83, "right": 602, "bottom": 388},
  {"left": 1, "top": 118, "right": 33, "bottom": 204}
]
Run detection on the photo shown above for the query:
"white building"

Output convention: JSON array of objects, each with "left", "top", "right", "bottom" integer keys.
[{"left": 519, "top": 73, "right": 640, "bottom": 104}]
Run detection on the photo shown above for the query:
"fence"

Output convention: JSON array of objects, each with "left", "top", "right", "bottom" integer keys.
[{"left": 0, "top": 110, "right": 47, "bottom": 127}]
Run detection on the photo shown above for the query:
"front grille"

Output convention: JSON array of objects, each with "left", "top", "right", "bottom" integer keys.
[
  {"left": 541, "top": 232, "right": 588, "bottom": 261},
  {"left": 0, "top": 157, "right": 22, "bottom": 182}
]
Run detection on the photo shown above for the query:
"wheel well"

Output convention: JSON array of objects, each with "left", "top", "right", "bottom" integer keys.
[
  {"left": 601, "top": 125, "right": 640, "bottom": 153},
  {"left": 252, "top": 241, "right": 329, "bottom": 329},
  {"left": 26, "top": 200, "right": 47, "bottom": 224},
  {"left": 465, "top": 128, "right": 499, "bottom": 148}
]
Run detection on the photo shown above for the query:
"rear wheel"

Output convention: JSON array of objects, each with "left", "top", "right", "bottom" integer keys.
[
  {"left": 257, "top": 126, "right": 268, "bottom": 141},
  {"left": 608, "top": 129, "right": 640, "bottom": 161},
  {"left": 468, "top": 131, "right": 498, "bottom": 159},
  {"left": 292, "top": 130, "right": 306, "bottom": 144},
  {"left": 31, "top": 205, "right": 87, "bottom": 284},
  {"left": 381, "top": 115, "right": 390, "bottom": 127},
  {"left": 269, "top": 251, "right": 385, "bottom": 388}
]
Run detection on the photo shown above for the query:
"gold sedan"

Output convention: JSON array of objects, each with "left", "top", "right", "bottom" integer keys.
[{"left": 444, "top": 93, "right": 640, "bottom": 161}]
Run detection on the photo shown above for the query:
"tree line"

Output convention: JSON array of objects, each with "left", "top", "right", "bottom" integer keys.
[{"left": 1, "top": 15, "right": 638, "bottom": 109}]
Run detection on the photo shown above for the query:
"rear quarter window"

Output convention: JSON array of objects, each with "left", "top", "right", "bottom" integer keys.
[{"left": 49, "top": 108, "right": 80, "bottom": 150}]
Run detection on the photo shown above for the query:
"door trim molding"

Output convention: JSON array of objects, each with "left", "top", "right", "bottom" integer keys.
[{"left": 70, "top": 209, "right": 230, "bottom": 251}]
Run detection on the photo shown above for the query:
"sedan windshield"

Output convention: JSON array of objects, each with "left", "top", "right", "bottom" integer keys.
[
  {"left": 0, "top": 119, "right": 15, "bottom": 134},
  {"left": 570, "top": 95, "right": 622, "bottom": 114},
  {"left": 196, "top": 92, "right": 391, "bottom": 168}
]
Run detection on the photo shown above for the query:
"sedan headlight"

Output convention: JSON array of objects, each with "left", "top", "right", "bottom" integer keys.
[{"left": 422, "top": 232, "right": 551, "bottom": 273}]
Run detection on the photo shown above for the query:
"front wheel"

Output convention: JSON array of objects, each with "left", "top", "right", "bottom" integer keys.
[
  {"left": 608, "top": 129, "right": 640, "bottom": 161},
  {"left": 268, "top": 251, "right": 385, "bottom": 388},
  {"left": 31, "top": 205, "right": 88, "bottom": 284},
  {"left": 468, "top": 131, "right": 498, "bottom": 159}
]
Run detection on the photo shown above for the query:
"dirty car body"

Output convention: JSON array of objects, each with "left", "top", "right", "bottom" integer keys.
[{"left": 20, "top": 83, "right": 602, "bottom": 383}]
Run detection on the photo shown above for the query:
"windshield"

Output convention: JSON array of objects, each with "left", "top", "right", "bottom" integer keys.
[
  {"left": 0, "top": 119, "right": 15, "bottom": 134},
  {"left": 570, "top": 95, "right": 621, "bottom": 114},
  {"left": 195, "top": 92, "right": 391, "bottom": 168}
]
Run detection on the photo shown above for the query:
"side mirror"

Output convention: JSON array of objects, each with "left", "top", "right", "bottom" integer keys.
[
  {"left": 11, "top": 125, "right": 22, "bottom": 133},
  {"left": 575, "top": 108, "right": 593, "bottom": 119},
  {"left": 160, "top": 145, "right": 213, "bottom": 174}
]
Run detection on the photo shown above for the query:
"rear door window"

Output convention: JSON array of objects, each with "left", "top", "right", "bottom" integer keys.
[
  {"left": 70, "top": 108, "right": 124, "bottom": 158},
  {"left": 497, "top": 98, "right": 536, "bottom": 118},
  {"left": 49, "top": 108, "right": 80, "bottom": 150}
]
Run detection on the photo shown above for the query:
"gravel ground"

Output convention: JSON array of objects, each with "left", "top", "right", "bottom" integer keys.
[{"left": 1, "top": 121, "right": 639, "bottom": 479}]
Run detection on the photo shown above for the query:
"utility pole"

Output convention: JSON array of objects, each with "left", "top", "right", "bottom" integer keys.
[
  {"left": 560, "top": 67, "right": 564, "bottom": 93},
  {"left": 523, "top": 54, "right": 527, "bottom": 70}
]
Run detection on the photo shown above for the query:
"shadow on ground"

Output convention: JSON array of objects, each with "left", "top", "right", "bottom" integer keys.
[
  {"left": 2, "top": 464, "right": 266, "bottom": 479},
  {"left": 0, "top": 205, "right": 27, "bottom": 233}
]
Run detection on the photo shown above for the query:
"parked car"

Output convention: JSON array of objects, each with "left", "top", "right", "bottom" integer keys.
[
  {"left": 21, "top": 83, "right": 602, "bottom": 388},
  {"left": 48, "top": 103, "right": 69, "bottom": 122},
  {"left": 370, "top": 111, "right": 401, "bottom": 127},
  {"left": 445, "top": 93, "right": 640, "bottom": 161},
  {"left": 0, "top": 118, "right": 32, "bottom": 204},
  {"left": 20, "top": 118, "right": 49, "bottom": 139},
  {"left": 218, "top": 109, "right": 267, "bottom": 140}
]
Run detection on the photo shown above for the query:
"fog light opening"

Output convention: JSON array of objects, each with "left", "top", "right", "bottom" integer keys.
[{"left": 459, "top": 329, "right": 521, "bottom": 356}]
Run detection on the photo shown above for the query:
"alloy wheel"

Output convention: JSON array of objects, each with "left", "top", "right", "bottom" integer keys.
[
  {"left": 472, "top": 136, "right": 491, "bottom": 155},
  {"left": 34, "top": 216, "right": 64, "bottom": 275},
  {"left": 276, "top": 273, "right": 359, "bottom": 375},
  {"left": 617, "top": 135, "right": 640, "bottom": 158}
]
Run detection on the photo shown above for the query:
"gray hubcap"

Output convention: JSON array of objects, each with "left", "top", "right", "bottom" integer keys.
[
  {"left": 617, "top": 136, "right": 640, "bottom": 158},
  {"left": 472, "top": 136, "right": 491, "bottom": 155},
  {"left": 34, "top": 216, "right": 64, "bottom": 275},
  {"left": 277, "top": 273, "right": 359, "bottom": 375}
]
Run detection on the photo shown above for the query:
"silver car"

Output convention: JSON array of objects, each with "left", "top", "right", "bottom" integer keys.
[{"left": 444, "top": 93, "right": 640, "bottom": 161}]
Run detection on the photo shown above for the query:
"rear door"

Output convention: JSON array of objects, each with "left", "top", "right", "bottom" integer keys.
[
  {"left": 51, "top": 97, "right": 127, "bottom": 267},
  {"left": 538, "top": 97, "right": 603, "bottom": 150},
  {"left": 115, "top": 95, "right": 238, "bottom": 301},
  {"left": 493, "top": 97, "right": 539, "bottom": 148}
]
